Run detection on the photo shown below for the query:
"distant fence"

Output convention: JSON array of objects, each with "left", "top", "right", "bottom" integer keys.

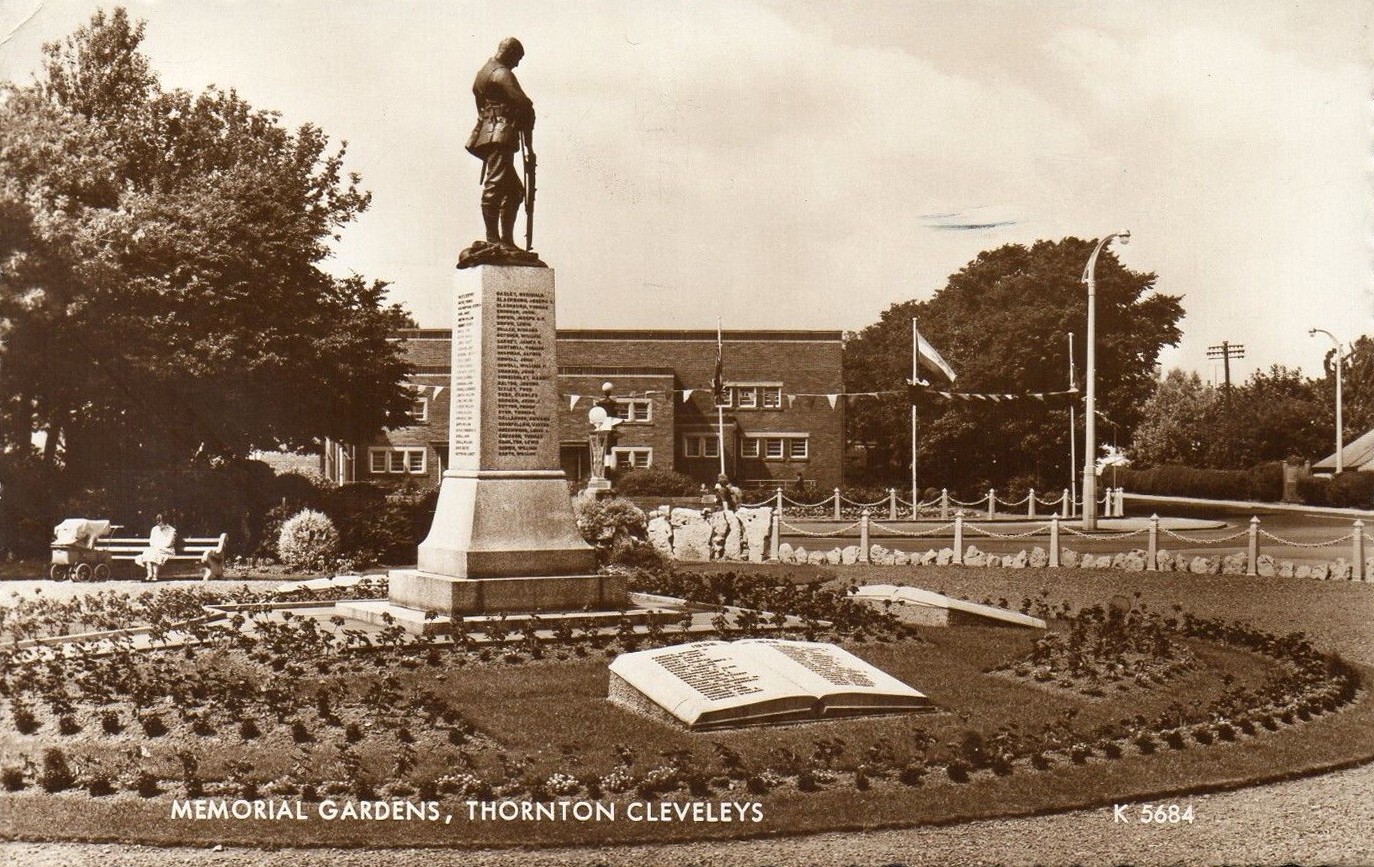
[
  {"left": 763, "top": 511, "right": 1370, "bottom": 580},
  {"left": 742, "top": 486, "right": 1128, "bottom": 521}
]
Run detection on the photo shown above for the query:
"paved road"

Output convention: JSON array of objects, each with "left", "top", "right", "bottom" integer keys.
[{"left": 779, "top": 503, "right": 1369, "bottom": 565}]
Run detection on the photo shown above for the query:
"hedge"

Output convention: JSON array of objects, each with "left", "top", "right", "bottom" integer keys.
[{"left": 1115, "top": 463, "right": 1283, "bottom": 502}]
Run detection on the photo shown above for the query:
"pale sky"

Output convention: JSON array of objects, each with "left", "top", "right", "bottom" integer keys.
[{"left": 2, "top": 0, "right": 1370, "bottom": 380}]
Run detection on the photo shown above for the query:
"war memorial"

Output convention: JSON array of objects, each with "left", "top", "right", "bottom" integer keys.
[{"left": 1, "top": 9, "right": 1372, "bottom": 867}]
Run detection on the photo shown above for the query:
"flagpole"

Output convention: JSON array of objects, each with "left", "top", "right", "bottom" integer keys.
[
  {"left": 1068, "top": 332, "right": 1076, "bottom": 516},
  {"left": 717, "top": 320, "right": 726, "bottom": 478},
  {"left": 911, "top": 318, "right": 919, "bottom": 508}
]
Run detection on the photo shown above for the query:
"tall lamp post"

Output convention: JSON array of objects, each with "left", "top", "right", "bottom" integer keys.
[
  {"left": 1309, "top": 328, "right": 1344, "bottom": 473},
  {"left": 1082, "top": 230, "right": 1130, "bottom": 529}
]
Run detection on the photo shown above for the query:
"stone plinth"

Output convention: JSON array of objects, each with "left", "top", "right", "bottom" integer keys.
[{"left": 387, "top": 265, "right": 610, "bottom": 617}]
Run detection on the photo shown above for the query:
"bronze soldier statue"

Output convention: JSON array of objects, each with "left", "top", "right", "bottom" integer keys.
[{"left": 460, "top": 37, "right": 545, "bottom": 268}]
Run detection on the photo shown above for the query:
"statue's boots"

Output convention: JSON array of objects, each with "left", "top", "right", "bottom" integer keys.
[
  {"left": 499, "top": 205, "right": 520, "bottom": 250},
  {"left": 482, "top": 205, "right": 502, "bottom": 245}
]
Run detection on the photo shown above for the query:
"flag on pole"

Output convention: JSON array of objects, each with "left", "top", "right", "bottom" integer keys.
[
  {"left": 711, "top": 324, "right": 725, "bottom": 401},
  {"left": 914, "top": 327, "right": 957, "bottom": 382}
]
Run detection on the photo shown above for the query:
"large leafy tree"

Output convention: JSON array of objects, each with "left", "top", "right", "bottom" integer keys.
[
  {"left": 1130, "top": 366, "right": 1328, "bottom": 469},
  {"left": 0, "top": 9, "right": 414, "bottom": 488},
  {"left": 845, "top": 238, "right": 1183, "bottom": 492}
]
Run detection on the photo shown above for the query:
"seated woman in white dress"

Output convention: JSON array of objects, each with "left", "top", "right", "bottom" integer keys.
[{"left": 134, "top": 515, "right": 177, "bottom": 581}]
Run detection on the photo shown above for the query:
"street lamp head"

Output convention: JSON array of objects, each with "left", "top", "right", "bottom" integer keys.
[{"left": 1116, "top": 230, "right": 1130, "bottom": 245}]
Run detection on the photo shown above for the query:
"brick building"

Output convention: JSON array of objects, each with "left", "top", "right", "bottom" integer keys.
[{"left": 323, "top": 328, "right": 846, "bottom": 491}]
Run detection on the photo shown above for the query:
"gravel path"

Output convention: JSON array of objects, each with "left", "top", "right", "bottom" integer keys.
[{"left": 4, "top": 760, "right": 1372, "bottom": 866}]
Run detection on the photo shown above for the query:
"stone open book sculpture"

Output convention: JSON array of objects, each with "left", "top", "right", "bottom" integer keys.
[{"left": 608, "top": 639, "right": 932, "bottom": 731}]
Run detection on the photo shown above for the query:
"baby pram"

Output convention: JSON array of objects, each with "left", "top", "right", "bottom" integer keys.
[{"left": 49, "top": 518, "right": 114, "bottom": 582}]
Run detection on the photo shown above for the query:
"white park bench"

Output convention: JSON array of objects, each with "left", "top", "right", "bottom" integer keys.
[{"left": 96, "top": 533, "right": 228, "bottom": 580}]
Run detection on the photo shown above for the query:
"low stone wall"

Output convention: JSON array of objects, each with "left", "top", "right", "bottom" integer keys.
[
  {"left": 765, "top": 542, "right": 1371, "bottom": 581},
  {"left": 646, "top": 506, "right": 772, "bottom": 563}
]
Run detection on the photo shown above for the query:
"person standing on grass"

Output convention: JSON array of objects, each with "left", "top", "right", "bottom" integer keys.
[{"left": 135, "top": 514, "right": 176, "bottom": 581}]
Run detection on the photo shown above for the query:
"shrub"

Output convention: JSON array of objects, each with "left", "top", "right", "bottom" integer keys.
[
  {"left": 574, "top": 497, "right": 647, "bottom": 549},
  {"left": 39, "top": 748, "right": 76, "bottom": 792},
  {"left": 1, "top": 766, "right": 25, "bottom": 791},
  {"left": 277, "top": 509, "right": 340, "bottom": 570},
  {"left": 239, "top": 718, "right": 261, "bottom": 740},
  {"left": 944, "top": 759, "right": 971, "bottom": 783},
  {"left": 140, "top": 713, "right": 168, "bottom": 738},
  {"left": 614, "top": 467, "right": 700, "bottom": 497},
  {"left": 87, "top": 774, "right": 116, "bottom": 797},
  {"left": 12, "top": 704, "right": 38, "bottom": 735},
  {"left": 1118, "top": 463, "right": 1283, "bottom": 502},
  {"left": 100, "top": 710, "right": 123, "bottom": 735},
  {"left": 57, "top": 715, "right": 81, "bottom": 736},
  {"left": 133, "top": 770, "right": 160, "bottom": 798},
  {"left": 1298, "top": 472, "right": 1374, "bottom": 509}
]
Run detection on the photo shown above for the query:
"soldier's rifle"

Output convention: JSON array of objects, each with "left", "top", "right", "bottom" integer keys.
[{"left": 521, "top": 131, "right": 536, "bottom": 252}]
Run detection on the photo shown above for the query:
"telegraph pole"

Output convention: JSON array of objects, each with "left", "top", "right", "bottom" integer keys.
[{"left": 1206, "top": 341, "right": 1246, "bottom": 402}]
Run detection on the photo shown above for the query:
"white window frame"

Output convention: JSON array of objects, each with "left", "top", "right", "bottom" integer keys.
[
  {"left": 683, "top": 435, "right": 719, "bottom": 459},
  {"left": 408, "top": 392, "right": 429, "bottom": 422},
  {"left": 742, "top": 433, "right": 810, "bottom": 462},
  {"left": 612, "top": 447, "right": 653, "bottom": 470},
  {"left": 622, "top": 398, "right": 652, "bottom": 423},
  {"left": 714, "top": 387, "right": 733, "bottom": 409},
  {"left": 726, "top": 381, "right": 782, "bottom": 411},
  {"left": 369, "top": 447, "right": 428, "bottom": 476}
]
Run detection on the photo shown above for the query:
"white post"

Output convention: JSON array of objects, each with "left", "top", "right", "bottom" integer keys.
[
  {"left": 1247, "top": 517, "right": 1259, "bottom": 576},
  {"left": 1353, "top": 520, "right": 1364, "bottom": 581},
  {"left": 1049, "top": 516, "right": 1060, "bottom": 568},
  {"left": 1028, "top": 488, "right": 1036, "bottom": 519},
  {"left": 769, "top": 509, "right": 780, "bottom": 562},
  {"left": 860, "top": 509, "right": 870, "bottom": 563},
  {"left": 911, "top": 317, "right": 919, "bottom": 507},
  {"left": 1147, "top": 514, "right": 1159, "bottom": 571},
  {"left": 940, "top": 488, "right": 949, "bottom": 520},
  {"left": 889, "top": 488, "right": 897, "bottom": 521},
  {"left": 1062, "top": 489, "right": 1071, "bottom": 519},
  {"left": 987, "top": 489, "right": 996, "bottom": 520},
  {"left": 833, "top": 487, "right": 841, "bottom": 520},
  {"left": 1083, "top": 231, "right": 1129, "bottom": 529},
  {"left": 775, "top": 486, "right": 784, "bottom": 518},
  {"left": 1115, "top": 487, "right": 1125, "bottom": 518},
  {"left": 953, "top": 513, "right": 964, "bottom": 565}
]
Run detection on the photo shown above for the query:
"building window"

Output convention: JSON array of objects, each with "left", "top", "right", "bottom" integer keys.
[
  {"left": 408, "top": 393, "right": 429, "bottom": 422},
  {"left": 621, "top": 399, "right": 652, "bottom": 423},
  {"left": 743, "top": 434, "right": 809, "bottom": 462},
  {"left": 613, "top": 447, "right": 652, "bottom": 469},
  {"left": 727, "top": 382, "right": 783, "bottom": 411},
  {"left": 369, "top": 447, "right": 428, "bottom": 475},
  {"left": 714, "top": 387, "right": 733, "bottom": 408},
  {"left": 683, "top": 435, "right": 719, "bottom": 458}
]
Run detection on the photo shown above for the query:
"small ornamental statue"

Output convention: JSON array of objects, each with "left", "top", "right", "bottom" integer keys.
[{"left": 459, "top": 37, "right": 546, "bottom": 268}]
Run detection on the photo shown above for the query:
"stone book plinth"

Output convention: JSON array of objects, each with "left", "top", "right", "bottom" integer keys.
[
  {"left": 608, "top": 639, "right": 931, "bottom": 730},
  {"left": 386, "top": 265, "right": 621, "bottom": 616},
  {"left": 852, "top": 584, "right": 1046, "bottom": 629}
]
